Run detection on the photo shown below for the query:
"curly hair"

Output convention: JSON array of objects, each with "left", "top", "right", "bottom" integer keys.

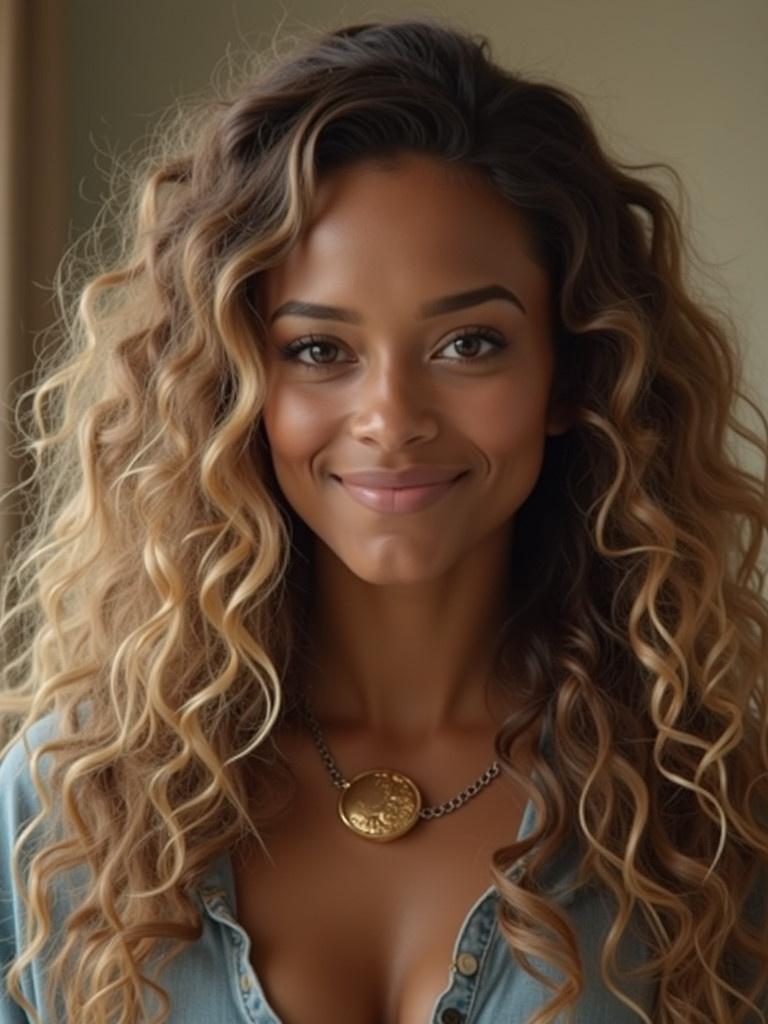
[{"left": 1, "top": 14, "right": 767, "bottom": 1024}]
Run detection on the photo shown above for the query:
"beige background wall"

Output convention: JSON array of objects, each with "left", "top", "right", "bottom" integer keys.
[
  {"left": 66, "top": 0, "right": 767, "bottom": 397},
  {"left": 1, "top": 0, "right": 68, "bottom": 555}
]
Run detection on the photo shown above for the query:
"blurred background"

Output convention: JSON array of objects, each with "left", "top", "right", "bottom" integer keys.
[{"left": 1, "top": 0, "right": 766, "bottom": 557}]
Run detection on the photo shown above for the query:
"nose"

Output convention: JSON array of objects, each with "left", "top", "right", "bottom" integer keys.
[{"left": 347, "top": 354, "right": 439, "bottom": 450}]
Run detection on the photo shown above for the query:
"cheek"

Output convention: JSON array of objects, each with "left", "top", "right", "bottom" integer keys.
[
  {"left": 459, "top": 379, "right": 550, "bottom": 460},
  {"left": 261, "top": 384, "right": 335, "bottom": 466}
]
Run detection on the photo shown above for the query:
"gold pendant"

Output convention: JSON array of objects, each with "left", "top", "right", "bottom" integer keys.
[{"left": 338, "top": 768, "right": 423, "bottom": 842}]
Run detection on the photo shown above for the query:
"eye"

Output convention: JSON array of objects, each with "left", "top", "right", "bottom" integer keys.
[
  {"left": 278, "top": 334, "right": 349, "bottom": 369},
  {"left": 436, "top": 327, "right": 508, "bottom": 362},
  {"left": 277, "top": 326, "right": 508, "bottom": 371}
]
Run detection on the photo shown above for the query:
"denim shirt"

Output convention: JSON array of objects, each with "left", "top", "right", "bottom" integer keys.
[{"left": 0, "top": 710, "right": 666, "bottom": 1023}]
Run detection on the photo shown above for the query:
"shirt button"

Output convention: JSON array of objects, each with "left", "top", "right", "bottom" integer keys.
[
  {"left": 240, "top": 973, "right": 253, "bottom": 992},
  {"left": 455, "top": 951, "right": 479, "bottom": 976},
  {"left": 441, "top": 1010, "right": 465, "bottom": 1024}
]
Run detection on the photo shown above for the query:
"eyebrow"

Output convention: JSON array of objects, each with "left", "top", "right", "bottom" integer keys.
[{"left": 268, "top": 283, "right": 526, "bottom": 325}]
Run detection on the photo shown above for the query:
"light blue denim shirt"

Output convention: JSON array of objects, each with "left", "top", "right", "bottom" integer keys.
[{"left": 6, "top": 707, "right": 745, "bottom": 1023}]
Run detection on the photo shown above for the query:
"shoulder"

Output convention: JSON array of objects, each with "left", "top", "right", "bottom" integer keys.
[
  {"left": 0, "top": 712, "right": 62, "bottom": 826},
  {"left": 0, "top": 709, "right": 66, "bottom": 888},
  {"left": 0, "top": 710, "right": 64, "bottom": 888},
  {"left": 0, "top": 711, "right": 64, "bottom": 1021}
]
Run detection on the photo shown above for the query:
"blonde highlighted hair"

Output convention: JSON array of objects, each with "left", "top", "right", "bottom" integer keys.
[{"left": 2, "top": 14, "right": 768, "bottom": 1023}]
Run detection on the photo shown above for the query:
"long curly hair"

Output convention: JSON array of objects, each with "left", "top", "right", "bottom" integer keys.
[{"left": 2, "top": 15, "right": 767, "bottom": 1024}]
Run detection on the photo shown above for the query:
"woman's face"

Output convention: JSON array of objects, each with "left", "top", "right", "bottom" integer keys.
[{"left": 258, "top": 152, "right": 569, "bottom": 585}]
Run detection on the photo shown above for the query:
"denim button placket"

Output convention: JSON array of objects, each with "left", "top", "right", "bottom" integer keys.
[
  {"left": 200, "top": 887, "right": 274, "bottom": 1022},
  {"left": 432, "top": 887, "right": 497, "bottom": 1023},
  {"left": 231, "top": 933, "right": 265, "bottom": 1019},
  {"left": 237, "top": 962, "right": 266, "bottom": 1021}
]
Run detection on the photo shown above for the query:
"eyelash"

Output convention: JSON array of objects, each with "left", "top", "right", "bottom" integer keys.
[{"left": 277, "top": 327, "right": 508, "bottom": 371}]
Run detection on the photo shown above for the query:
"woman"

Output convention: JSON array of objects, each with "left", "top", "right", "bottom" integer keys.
[{"left": 1, "top": 15, "right": 767, "bottom": 1024}]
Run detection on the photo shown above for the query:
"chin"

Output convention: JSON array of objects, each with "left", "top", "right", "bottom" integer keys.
[{"left": 340, "top": 552, "right": 452, "bottom": 587}]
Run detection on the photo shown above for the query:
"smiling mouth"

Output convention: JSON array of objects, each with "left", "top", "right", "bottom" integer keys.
[{"left": 331, "top": 472, "right": 467, "bottom": 514}]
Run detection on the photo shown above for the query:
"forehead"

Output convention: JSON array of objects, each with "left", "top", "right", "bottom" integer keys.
[{"left": 260, "top": 153, "right": 548, "bottom": 314}]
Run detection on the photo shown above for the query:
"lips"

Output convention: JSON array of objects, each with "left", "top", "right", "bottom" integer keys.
[
  {"left": 334, "top": 466, "right": 466, "bottom": 488},
  {"left": 332, "top": 471, "right": 467, "bottom": 514}
]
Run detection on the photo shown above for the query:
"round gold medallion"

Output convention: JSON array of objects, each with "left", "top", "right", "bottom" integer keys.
[{"left": 338, "top": 768, "right": 423, "bottom": 841}]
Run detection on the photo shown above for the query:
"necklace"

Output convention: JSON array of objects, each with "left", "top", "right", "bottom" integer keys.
[{"left": 298, "top": 686, "right": 502, "bottom": 842}]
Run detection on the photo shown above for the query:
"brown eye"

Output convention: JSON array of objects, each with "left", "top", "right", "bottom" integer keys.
[
  {"left": 436, "top": 328, "right": 507, "bottom": 361},
  {"left": 279, "top": 336, "right": 349, "bottom": 369}
]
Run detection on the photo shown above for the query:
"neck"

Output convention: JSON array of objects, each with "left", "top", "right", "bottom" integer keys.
[{"left": 292, "top": 528, "right": 522, "bottom": 744}]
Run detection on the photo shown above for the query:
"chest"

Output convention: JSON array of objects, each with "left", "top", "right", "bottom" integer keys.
[{"left": 230, "top": 730, "right": 533, "bottom": 1024}]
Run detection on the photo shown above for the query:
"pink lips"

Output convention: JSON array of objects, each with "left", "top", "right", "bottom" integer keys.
[{"left": 334, "top": 474, "right": 465, "bottom": 514}]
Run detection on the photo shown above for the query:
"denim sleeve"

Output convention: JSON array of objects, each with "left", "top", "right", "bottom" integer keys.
[{"left": 0, "top": 715, "right": 59, "bottom": 1023}]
